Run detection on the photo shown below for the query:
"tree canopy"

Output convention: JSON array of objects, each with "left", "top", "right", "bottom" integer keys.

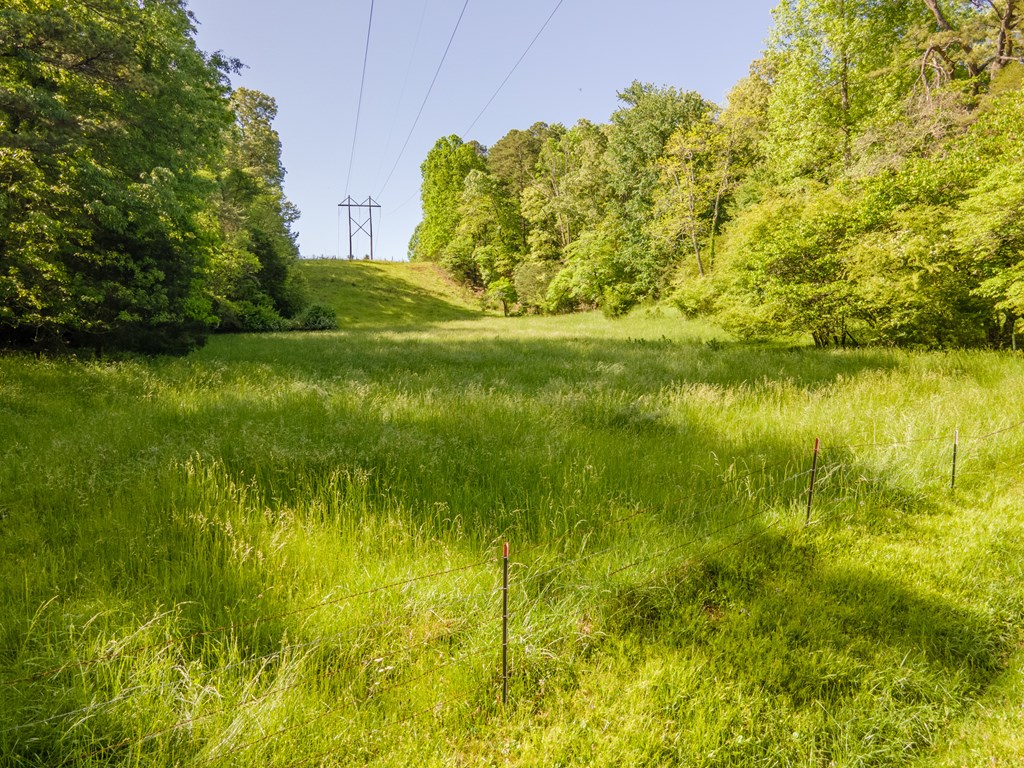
[
  {"left": 413, "top": 0, "right": 1023, "bottom": 347},
  {"left": 0, "top": 0, "right": 307, "bottom": 353}
]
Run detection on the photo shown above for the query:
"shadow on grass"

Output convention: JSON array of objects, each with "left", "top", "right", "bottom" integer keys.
[
  {"left": 203, "top": 326, "right": 903, "bottom": 395},
  {"left": 602, "top": 528, "right": 1013, "bottom": 763},
  {"left": 300, "top": 260, "right": 482, "bottom": 328}
]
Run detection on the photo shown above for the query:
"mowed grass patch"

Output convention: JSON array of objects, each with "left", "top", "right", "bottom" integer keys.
[{"left": 2, "top": 278, "right": 1023, "bottom": 765}]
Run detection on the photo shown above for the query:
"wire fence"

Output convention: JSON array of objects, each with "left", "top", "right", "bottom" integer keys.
[{"left": 4, "top": 417, "right": 1023, "bottom": 764}]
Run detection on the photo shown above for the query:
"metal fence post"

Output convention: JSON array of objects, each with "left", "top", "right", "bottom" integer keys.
[
  {"left": 951, "top": 429, "right": 959, "bottom": 493},
  {"left": 502, "top": 541, "right": 509, "bottom": 706},
  {"left": 806, "top": 438, "right": 820, "bottom": 525}
]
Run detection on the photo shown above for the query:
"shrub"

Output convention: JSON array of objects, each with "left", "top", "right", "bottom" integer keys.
[
  {"left": 291, "top": 303, "right": 338, "bottom": 331},
  {"left": 216, "top": 300, "right": 286, "bottom": 333}
]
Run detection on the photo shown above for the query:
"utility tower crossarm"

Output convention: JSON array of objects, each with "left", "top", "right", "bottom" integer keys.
[{"left": 338, "top": 196, "right": 382, "bottom": 260}]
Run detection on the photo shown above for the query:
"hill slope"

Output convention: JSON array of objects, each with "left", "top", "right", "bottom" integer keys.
[{"left": 298, "top": 259, "right": 483, "bottom": 327}]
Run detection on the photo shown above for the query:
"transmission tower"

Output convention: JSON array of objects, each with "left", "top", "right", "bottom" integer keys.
[{"left": 338, "top": 196, "right": 381, "bottom": 260}]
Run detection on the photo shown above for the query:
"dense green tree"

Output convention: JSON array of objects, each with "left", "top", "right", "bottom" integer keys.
[
  {"left": 0, "top": 0, "right": 235, "bottom": 352},
  {"left": 487, "top": 123, "right": 549, "bottom": 252},
  {"left": 209, "top": 88, "right": 305, "bottom": 331},
  {"left": 764, "top": 0, "right": 929, "bottom": 183},
  {"left": 715, "top": 184, "right": 859, "bottom": 346},
  {"left": 652, "top": 113, "right": 739, "bottom": 278},
  {"left": 917, "top": 0, "right": 1021, "bottom": 87},
  {"left": 949, "top": 83, "right": 1024, "bottom": 345},
  {"left": 409, "top": 1, "right": 1023, "bottom": 347},
  {"left": 414, "top": 135, "right": 485, "bottom": 263},
  {"left": 522, "top": 120, "right": 609, "bottom": 263},
  {"left": 602, "top": 82, "right": 714, "bottom": 306},
  {"left": 445, "top": 168, "right": 519, "bottom": 286}
]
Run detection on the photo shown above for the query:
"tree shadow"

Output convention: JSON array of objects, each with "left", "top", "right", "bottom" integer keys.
[
  {"left": 206, "top": 326, "right": 903, "bottom": 394},
  {"left": 300, "top": 260, "right": 482, "bottom": 327},
  {"left": 604, "top": 528, "right": 1013, "bottom": 763}
]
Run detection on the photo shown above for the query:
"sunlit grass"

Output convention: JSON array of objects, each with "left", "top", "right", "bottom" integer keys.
[{"left": 2, "top": 261, "right": 1023, "bottom": 766}]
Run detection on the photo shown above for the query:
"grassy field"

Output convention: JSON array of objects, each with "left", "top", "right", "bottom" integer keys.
[{"left": 1, "top": 259, "right": 1022, "bottom": 766}]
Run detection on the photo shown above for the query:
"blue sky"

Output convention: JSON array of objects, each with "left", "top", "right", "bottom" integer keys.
[{"left": 186, "top": 1, "right": 777, "bottom": 261}]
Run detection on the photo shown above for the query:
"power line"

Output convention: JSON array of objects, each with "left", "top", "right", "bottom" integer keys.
[
  {"left": 374, "top": 0, "right": 432, "bottom": 184},
  {"left": 344, "top": 0, "right": 376, "bottom": 199},
  {"left": 377, "top": 0, "right": 472, "bottom": 199},
  {"left": 462, "top": 0, "right": 565, "bottom": 137}
]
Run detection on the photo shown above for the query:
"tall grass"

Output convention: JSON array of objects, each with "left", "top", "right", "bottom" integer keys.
[{"left": 2, "top": 264, "right": 1023, "bottom": 765}]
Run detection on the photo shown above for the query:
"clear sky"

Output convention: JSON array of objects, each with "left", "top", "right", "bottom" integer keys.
[{"left": 185, "top": 1, "right": 777, "bottom": 262}]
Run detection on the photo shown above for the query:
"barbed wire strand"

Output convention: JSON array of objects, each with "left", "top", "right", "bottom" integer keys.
[
  {"left": 512, "top": 462, "right": 826, "bottom": 569},
  {"left": 967, "top": 418, "right": 1024, "bottom": 442},
  {"left": 1, "top": 454, "right": 868, "bottom": 694},
  {"left": 832, "top": 417, "right": 1024, "bottom": 451},
  {"left": 7, "top": 575, "right": 503, "bottom": 743},
  {"left": 10, "top": 440, "right": 1000, "bottom": 764},
  {"left": 0, "top": 637, "right": 332, "bottom": 737}
]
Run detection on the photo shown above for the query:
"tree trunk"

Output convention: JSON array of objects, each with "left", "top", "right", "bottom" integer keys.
[
  {"left": 992, "top": 0, "right": 1019, "bottom": 72},
  {"left": 709, "top": 149, "right": 733, "bottom": 269},
  {"left": 839, "top": 54, "right": 852, "bottom": 167},
  {"left": 922, "top": 0, "right": 953, "bottom": 31},
  {"left": 678, "top": 164, "right": 705, "bottom": 278}
]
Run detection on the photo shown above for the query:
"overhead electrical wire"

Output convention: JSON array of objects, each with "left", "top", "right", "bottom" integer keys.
[
  {"left": 377, "top": 0, "right": 472, "bottom": 199},
  {"left": 374, "top": 0, "right": 431, "bottom": 184},
  {"left": 344, "top": 0, "right": 376, "bottom": 199},
  {"left": 462, "top": 0, "right": 565, "bottom": 137}
]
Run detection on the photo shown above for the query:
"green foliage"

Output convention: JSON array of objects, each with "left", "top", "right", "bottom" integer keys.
[
  {"left": 415, "top": 136, "right": 486, "bottom": 263},
  {"left": 487, "top": 122, "right": 550, "bottom": 253},
  {"left": 0, "top": 0, "right": 236, "bottom": 353},
  {"left": 208, "top": 88, "right": 307, "bottom": 328},
  {"left": 449, "top": 168, "right": 521, "bottom": 288},
  {"left": 606, "top": 82, "right": 714, "bottom": 217},
  {"left": 215, "top": 298, "right": 286, "bottom": 333},
  {"left": 513, "top": 259, "right": 559, "bottom": 312},
  {"left": 652, "top": 112, "right": 737, "bottom": 277},
  {"left": 716, "top": 184, "right": 857, "bottom": 345},
  {"left": 844, "top": 204, "right": 990, "bottom": 347},
  {"left": 602, "top": 83, "right": 715, "bottom": 302},
  {"left": 409, "top": 1, "right": 1023, "bottom": 348},
  {"left": 485, "top": 276, "right": 517, "bottom": 316},
  {"left": 763, "top": 0, "right": 928, "bottom": 182},
  {"left": 521, "top": 120, "right": 609, "bottom": 264},
  {"left": 290, "top": 303, "right": 339, "bottom": 331},
  {"left": 0, "top": 2, "right": 305, "bottom": 352},
  {"left": 711, "top": 0, "right": 1024, "bottom": 349}
]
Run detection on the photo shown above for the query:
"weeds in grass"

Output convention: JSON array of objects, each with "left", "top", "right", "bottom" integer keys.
[{"left": 1, "top": 263, "right": 1023, "bottom": 765}]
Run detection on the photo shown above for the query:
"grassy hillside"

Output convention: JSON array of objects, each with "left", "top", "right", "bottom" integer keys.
[
  {"left": 299, "top": 259, "right": 483, "bottom": 327},
  {"left": 1, "top": 266, "right": 1023, "bottom": 766}
]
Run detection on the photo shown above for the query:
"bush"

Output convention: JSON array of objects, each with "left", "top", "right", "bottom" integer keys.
[
  {"left": 216, "top": 300, "right": 286, "bottom": 333},
  {"left": 601, "top": 284, "right": 638, "bottom": 318},
  {"left": 670, "top": 276, "right": 718, "bottom": 319},
  {"left": 291, "top": 303, "right": 338, "bottom": 331}
]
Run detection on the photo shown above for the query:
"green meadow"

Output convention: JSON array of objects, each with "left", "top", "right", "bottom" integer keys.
[{"left": 2, "top": 260, "right": 1022, "bottom": 766}]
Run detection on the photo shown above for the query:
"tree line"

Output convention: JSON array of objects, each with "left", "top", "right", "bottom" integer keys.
[
  {"left": 0, "top": 0, "right": 326, "bottom": 355},
  {"left": 413, "top": 0, "right": 1023, "bottom": 348}
]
